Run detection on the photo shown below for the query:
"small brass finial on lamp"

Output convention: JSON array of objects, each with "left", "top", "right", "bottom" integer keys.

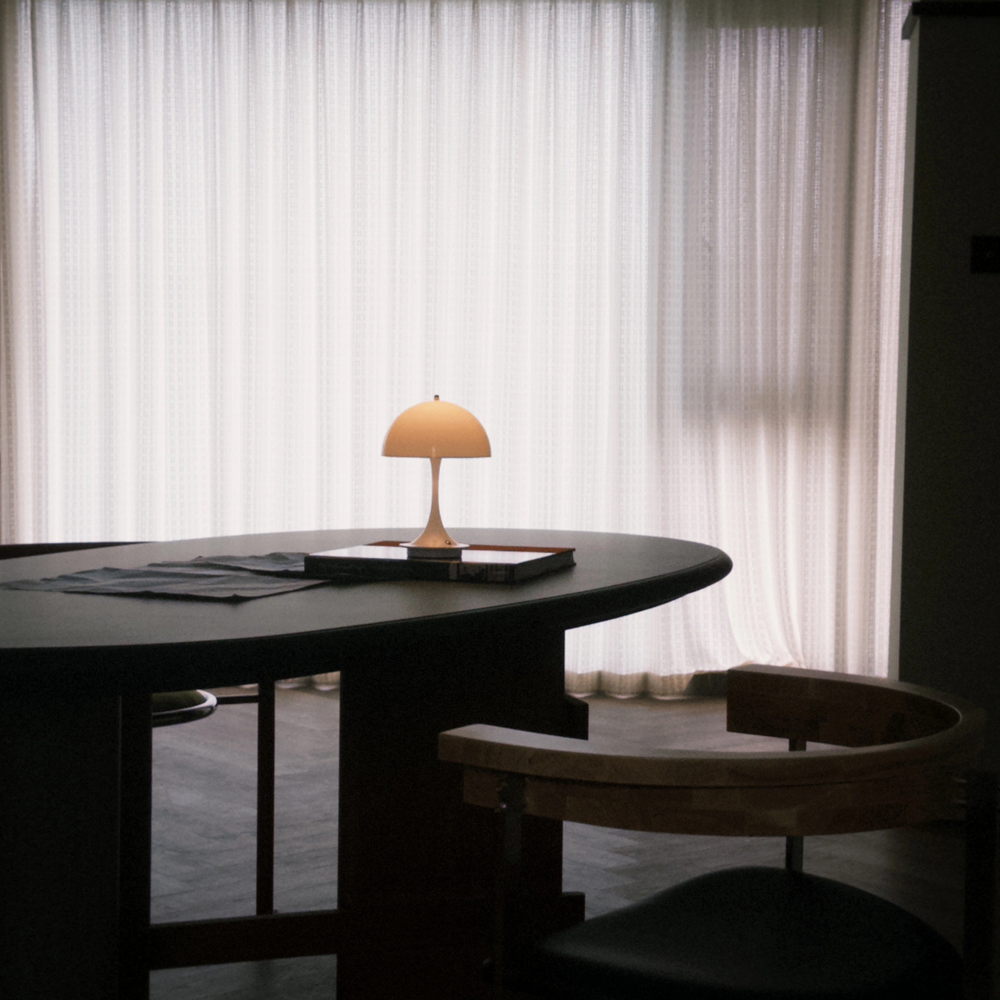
[{"left": 382, "top": 396, "right": 491, "bottom": 557}]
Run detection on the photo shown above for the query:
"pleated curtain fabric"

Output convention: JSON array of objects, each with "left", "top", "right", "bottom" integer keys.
[{"left": 0, "top": 0, "right": 909, "bottom": 694}]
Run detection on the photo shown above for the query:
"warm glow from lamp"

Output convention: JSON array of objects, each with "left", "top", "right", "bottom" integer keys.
[{"left": 382, "top": 396, "right": 491, "bottom": 556}]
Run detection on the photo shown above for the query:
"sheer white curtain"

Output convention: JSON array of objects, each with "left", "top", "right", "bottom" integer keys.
[{"left": 0, "top": 0, "right": 909, "bottom": 694}]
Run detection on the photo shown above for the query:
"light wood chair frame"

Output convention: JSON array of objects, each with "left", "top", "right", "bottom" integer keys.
[{"left": 439, "top": 664, "right": 997, "bottom": 1000}]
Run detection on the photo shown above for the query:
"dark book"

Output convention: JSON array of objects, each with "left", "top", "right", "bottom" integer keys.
[{"left": 304, "top": 541, "right": 575, "bottom": 584}]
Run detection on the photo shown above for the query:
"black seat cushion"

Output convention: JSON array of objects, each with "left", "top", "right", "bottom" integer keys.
[{"left": 521, "top": 866, "right": 962, "bottom": 1000}]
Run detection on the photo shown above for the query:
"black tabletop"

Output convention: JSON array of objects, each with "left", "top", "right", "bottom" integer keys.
[{"left": 0, "top": 528, "right": 731, "bottom": 695}]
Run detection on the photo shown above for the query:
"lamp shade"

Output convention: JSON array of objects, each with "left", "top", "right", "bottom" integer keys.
[{"left": 382, "top": 397, "right": 491, "bottom": 459}]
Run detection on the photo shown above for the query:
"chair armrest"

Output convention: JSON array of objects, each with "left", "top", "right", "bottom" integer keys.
[
  {"left": 439, "top": 708, "right": 983, "bottom": 835},
  {"left": 438, "top": 720, "right": 981, "bottom": 789}
]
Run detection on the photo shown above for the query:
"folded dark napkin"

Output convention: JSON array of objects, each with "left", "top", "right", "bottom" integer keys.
[{"left": 0, "top": 552, "right": 330, "bottom": 602}]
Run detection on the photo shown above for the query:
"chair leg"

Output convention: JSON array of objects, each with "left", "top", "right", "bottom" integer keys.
[
  {"left": 256, "top": 678, "right": 276, "bottom": 915},
  {"left": 785, "top": 738, "right": 806, "bottom": 873},
  {"left": 784, "top": 835, "right": 804, "bottom": 872},
  {"left": 490, "top": 774, "right": 527, "bottom": 1000}
]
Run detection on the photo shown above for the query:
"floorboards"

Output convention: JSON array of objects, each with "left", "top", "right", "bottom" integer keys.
[{"left": 149, "top": 685, "right": 965, "bottom": 999}]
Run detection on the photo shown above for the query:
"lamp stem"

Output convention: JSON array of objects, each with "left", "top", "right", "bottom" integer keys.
[
  {"left": 406, "top": 455, "right": 463, "bottom": 551},
  {"left": 429, "top": 455, "right": 444, "bottom": 535}
]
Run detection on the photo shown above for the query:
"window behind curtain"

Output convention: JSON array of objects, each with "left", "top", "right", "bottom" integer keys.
[{"left": 0, "top": 0, "right": 910, "bottom": 692}]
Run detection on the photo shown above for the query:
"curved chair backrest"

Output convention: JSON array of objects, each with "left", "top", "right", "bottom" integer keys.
[{"left": 439, "top": 665, "right": 985, "bottom": 838}]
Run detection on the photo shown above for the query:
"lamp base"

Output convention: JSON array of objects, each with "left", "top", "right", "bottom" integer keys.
[{"left": 402, "top": 542, "right": 470, "bottom": 560}]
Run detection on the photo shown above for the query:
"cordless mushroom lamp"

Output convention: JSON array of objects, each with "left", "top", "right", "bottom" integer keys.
[{"left": 382, "top": 396, "right": 491, "bottom": 557}]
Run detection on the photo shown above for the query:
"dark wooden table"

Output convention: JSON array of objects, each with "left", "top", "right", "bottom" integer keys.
[{"left": 0, "top": 528, "right": 731, "bottom": 1000}]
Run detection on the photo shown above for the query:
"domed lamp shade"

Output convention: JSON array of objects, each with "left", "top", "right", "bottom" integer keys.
[{"left": 382, "top": 396, "right": 491, "bottom": 556}]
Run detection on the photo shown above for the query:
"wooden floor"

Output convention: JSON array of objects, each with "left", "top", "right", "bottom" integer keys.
[{"left": 149, "top": 684, "right": 966, "bottom": 999}]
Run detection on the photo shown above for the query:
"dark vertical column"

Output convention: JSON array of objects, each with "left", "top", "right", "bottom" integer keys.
[
  {"left": 898, "top": 7, "right": 1000, "bottom": 766},
  {"left": 0, "top": 693, "right": 122, "bottom": 1000},
  {"left": 336, "top": 619, "right": 584, "bottom": 999},
  {"left": 963, "top": 770, "right": 998, "bottom": 1000}
]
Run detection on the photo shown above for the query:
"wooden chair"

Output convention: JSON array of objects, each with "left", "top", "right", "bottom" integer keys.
[{"left": 439, "top": 664, "right": 996, "bottom": 1000}]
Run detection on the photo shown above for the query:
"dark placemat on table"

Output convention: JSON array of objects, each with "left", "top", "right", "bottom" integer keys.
[{"left": 0, "top": 552, "right": 332, "bottom": 601}]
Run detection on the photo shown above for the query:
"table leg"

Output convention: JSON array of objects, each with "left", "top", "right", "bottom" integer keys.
[
  {"left": 336, "top": 621, "right": 586, "bottom": 999},
  {"left": 0, "top": 693, "right": 122, "bottom": 1000}
]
